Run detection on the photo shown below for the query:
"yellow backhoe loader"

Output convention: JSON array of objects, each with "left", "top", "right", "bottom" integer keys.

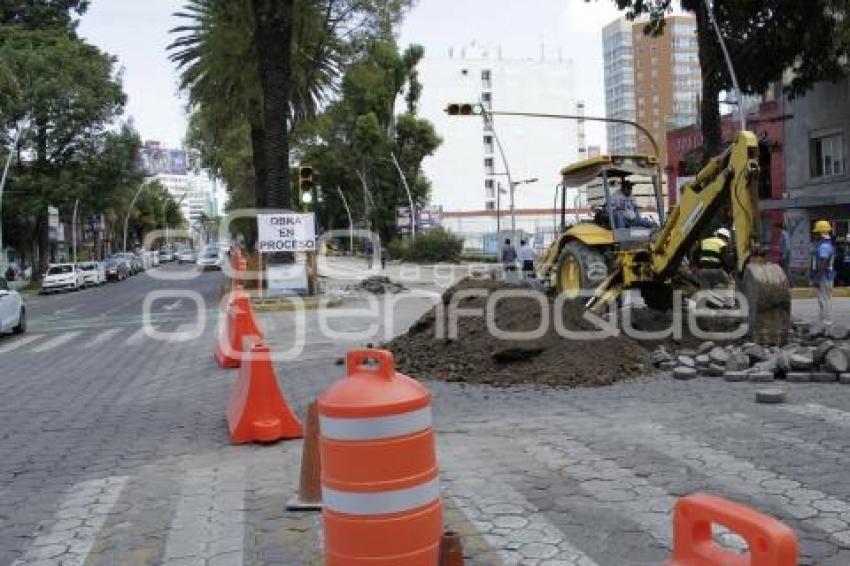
[{"left": 539, "top": 130, "right": 791, "bottom": 344}]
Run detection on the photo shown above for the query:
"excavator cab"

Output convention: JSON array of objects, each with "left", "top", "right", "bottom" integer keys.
[{"left": 541, "top": 154, "right": 664, "bottom": 295}]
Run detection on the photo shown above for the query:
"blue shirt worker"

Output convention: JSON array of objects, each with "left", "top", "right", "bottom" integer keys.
[{"left": 811, "top": 220, "right": 836, "bottom": 324}]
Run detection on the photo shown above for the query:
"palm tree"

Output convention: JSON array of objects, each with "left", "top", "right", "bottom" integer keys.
[{"left": 169, "top": 0, "right": 340, "bottom": 209}]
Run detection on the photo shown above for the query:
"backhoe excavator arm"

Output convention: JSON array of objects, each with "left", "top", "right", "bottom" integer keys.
[{"left": 649, "top": 131, "right": 760, "bottom": 278}]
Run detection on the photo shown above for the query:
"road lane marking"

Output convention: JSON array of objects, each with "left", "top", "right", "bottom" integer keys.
[
  {"left": 123, "top": 327, "right": 147, "bottom": 346},
  {"left": 12, "top": 475, "right": 128, "bottom": 566},
  {"left": 83, "top": 328, "right": 122, "bottom": 349},
  {"left": 31, "top": 331, "right": 82, "bottom": 353},
  {"left": 0, "top": 334, "right": 44, "bottom": 354},
  {"left": 163, "top": 300, "right": 183, "bottom": 312},
  {"left": 163, "top": 464, "right": 246, "bottom": 563}
]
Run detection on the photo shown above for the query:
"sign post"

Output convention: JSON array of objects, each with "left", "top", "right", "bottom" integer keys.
[{"left": 257, "top": 213, "right": 317, "bottom": 296}]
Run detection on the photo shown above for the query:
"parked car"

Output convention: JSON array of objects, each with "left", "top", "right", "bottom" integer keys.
[
  {"left": 0, "top": 276, "right": 25, "bottom": 334},
  {"left": 196, "top": 245, "right": 224, "bottom": 270},
  {"left": 42, "top": 263, "right": 85, "bottom": 293},
  {"left": 146, "top": 251, "right": 160, "bottom": 268},
  {"left": 159, "top": 248, "right": 174, "bottom": 262},
  {"left": 77, "top": 261, "right": 106, "bottom": 286},
  {"left": 176, "top": 247, "right": 195, "bottom": 264},
  {"left": 115, "top": 253, "right": 141, "bottom": 275},
  {"left": 104, "top": 257, "right": 130, "bottom": 281}
]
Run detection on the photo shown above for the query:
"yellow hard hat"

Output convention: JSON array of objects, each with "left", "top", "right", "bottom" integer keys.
[{"left": 813, "top": 220, "right": 832, "bottom": 234}]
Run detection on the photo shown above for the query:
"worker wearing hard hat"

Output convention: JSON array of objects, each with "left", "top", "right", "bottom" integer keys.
[
  {"left": 811, "top": 220, "right": 836, "bottom": 324},
  {"left": 697, "top": 228, "right": 732, "bottom": 289}
]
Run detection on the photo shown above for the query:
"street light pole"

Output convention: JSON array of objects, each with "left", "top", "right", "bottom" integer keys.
[
  {"left": 481, "top": 109, "right": 517, "bottom": 240},
  {"left": 336, "top": 186, "right": 354, "bottom": 253},
  {"left": 0, "top": 127, "right": 21, "bottom": 272},
  {"left": 124, "top": 182, "right": 148, "bottom": 253},
  {"left": 389, "top": 152, "right": 416, "bottom": 240}
]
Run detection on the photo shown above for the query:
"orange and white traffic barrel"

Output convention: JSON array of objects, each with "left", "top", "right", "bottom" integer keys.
[{"left": 318, "top": 349, "right": 442, "bottom": 566}]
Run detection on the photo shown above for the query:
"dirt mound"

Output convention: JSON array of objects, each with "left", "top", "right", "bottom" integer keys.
[
  {"left": 385, "top": 278, "right": 650, "bottom": 387},
  {"left": 349, "top": 275, "right": 408, "bottom": 294}
]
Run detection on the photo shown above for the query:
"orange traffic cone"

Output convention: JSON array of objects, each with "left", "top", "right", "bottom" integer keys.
[
  {"left": 232, "top": 286, "right": 262, "bottom": 337},
  {"left": 439, "top": 531, "right": 464, "bottom": 566},
  {"left": 226, "top": 340, "right": 304, "bottom": 444},
  {"left": 286, "top": 400, "right": 323, "bottom": 511},
  {"left": 214, "top": 303, "right": 263, "bottom": 369}
]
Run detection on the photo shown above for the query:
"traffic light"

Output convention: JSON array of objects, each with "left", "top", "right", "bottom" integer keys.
[
  {"left": 299, "top": 166, "right": 314, "bottom": 202},
  {"left": 445, "top": 103, "right": 481, "bottom": 116}
]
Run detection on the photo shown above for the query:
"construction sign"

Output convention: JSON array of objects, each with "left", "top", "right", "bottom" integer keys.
[{"left": 257, "top": 213, "right": 316, "bottom": 253}]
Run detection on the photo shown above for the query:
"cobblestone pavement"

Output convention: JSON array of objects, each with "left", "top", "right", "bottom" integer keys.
[{"left": 5, "top": 264, "right": 850, "bottom": 564}]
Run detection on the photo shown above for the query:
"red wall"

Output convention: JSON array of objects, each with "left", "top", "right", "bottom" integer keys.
[{"left": 665, "top": 100, "right": 786, "bottom": 260}]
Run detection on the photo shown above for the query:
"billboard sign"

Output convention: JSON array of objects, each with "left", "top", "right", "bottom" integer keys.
[
  {"left": 139, "top": 147, "right": 189, "bottom": 176},
  {"left": 257, "top": 213, "right": 316, "bottom": 253}
]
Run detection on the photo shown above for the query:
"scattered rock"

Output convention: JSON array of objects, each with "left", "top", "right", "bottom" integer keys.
[
  {"left": 786, "top": 372, "right": 812, "bottom": 383},
  {"left": 695, "top": 354, "right": 711, "bottom": 368},
  {"left": 725, "top": 352, "right": 751, "bottom": 372},
  {"left": 815, "top": 340, "right": 836, "bottom": 363},
  {"left": 724, "top": 371, "right": 748, "bottom": 382},
  {"left": 659, "top": 360, "right": 677, "bottom": 371},
  {"left": 743, "top": 343, "right": 768, "bottom": 363},
  {"left": 673, "top": 366, "right": 698, "bottom": 380},
  {"left": 809, "top": 322, "right": 826, "bottom": 337},
  {"left": 840, "top": 373, "right": 850, "bottom": 384},
  {"left": 749, "top": 372, "right": 775, "bottom": 383},
  {"left": 755, "top": 388, "right": 787, "bottom": 404},
  {"left": 707, "top": 363, "right": 725, "bottom": 377},
  {"left": 812, "top": 372, "right": 839, "bottom": 383},
  {"left": 709, "top": 347, "right": 732, "bottom": 365},
  {"left": 789, "top": 353, "right": 814, "bottom": 371},
  {"left": 697, "top": 340, "right": 716, "bottom": 354},
  {"left": 824, "top": 348, "right": 849, "bottom": 374},
  {"left": 677, "top": 355, "right": 696, "bottom": 368},
  {"left": 650, "top": 347, "right": 673, "bottom": 367}
]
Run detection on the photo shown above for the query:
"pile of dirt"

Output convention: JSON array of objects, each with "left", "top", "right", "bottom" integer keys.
[
  {"left": 384, "top": 278, "right": 650, "bottom": 387},
  {"left": 349, "top": 276, "right": 408, "bottom": 295}
]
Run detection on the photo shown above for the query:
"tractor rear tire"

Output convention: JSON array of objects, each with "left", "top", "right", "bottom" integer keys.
[{"left": 555, "top": 241, "right": 608, "bottom": 298}]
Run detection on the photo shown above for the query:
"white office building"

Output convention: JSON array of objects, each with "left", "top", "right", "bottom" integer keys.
[
  {"left": 413, "top": 43, "right": 581, "bottom": 246},
  {"left": 154, "top": 173, "right": 221, "bottom": 227},
  {"left": 602, "top": 18, "right": 637, "bottom": 154}
]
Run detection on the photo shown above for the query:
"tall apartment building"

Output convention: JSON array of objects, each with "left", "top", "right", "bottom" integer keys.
[
  {"left": 413, "top": 43, "right": 579, "bottom": 241},
  {"left": 603, "top": 18, "right": 637, "bottom": 154},
  {"left": 603, "top": 16, "right": 701, "bottom": 165}
]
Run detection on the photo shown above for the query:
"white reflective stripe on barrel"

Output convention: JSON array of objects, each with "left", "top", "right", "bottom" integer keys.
[
  {"left": 320, "top": 406, "right": 432, "bottom": 441},
  {"left": 322, "top": 478, "right": 440, "bottom": 516}
]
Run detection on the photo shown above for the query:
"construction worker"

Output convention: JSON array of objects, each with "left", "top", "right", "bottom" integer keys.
[
  {"left": 811, "top": 220, "right": 836, "bottom": 324},
  {"left": 610, "top": 179, "right": 654, "bottom": 229},
  {"left": 697, "top": 227, "right": 732, "bottom": 289}
]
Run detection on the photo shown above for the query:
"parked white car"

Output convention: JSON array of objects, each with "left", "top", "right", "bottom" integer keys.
[
  {"left": 196, "top": 246, "right": 224, "bottom": 270},
  {"left": 176, "top": 247, "right": 195, "bottom": 264},
  {"left": 42, "top": 263, "right": 85, "bottom": 293},
  {"left": 77, "top": 261, "right": 106, "bottom": 286},
  {"left": 0, "top": 276, "right": 25, "bottom": 334}
]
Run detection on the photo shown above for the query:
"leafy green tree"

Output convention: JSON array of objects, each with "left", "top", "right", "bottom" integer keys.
[
  {"left": 0, "top": 26, "right": 127, "bottom": 270},
  {"left": 0, "top": 0, "right": 88, "bottom": 31},
  {"left": 593, "top": 0, "right": 850, "bottom": 158}
]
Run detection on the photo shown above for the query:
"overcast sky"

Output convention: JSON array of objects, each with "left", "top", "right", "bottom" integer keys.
[{"left": 78, "top": 0, "right": 624, "bottom": 149}]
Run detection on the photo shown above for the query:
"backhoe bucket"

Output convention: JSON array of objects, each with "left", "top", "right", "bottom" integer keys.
[{"left": 739, "top": 262, "right": 791, "bottom": 346}]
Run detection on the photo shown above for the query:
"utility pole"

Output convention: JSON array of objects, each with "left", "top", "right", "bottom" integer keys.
[{"left": 336, "top": 186, "right": 354, "bottom": 253}]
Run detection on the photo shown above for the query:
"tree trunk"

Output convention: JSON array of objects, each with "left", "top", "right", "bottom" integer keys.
[
  {"left": 250, "top": 122, "right": 267, "bottom": 209},
  {"left": 694, "top": 0, "right": 723, "bottom": 161},
  {"left": 252, "top": 0, "right": 294, "bottom": 210}
]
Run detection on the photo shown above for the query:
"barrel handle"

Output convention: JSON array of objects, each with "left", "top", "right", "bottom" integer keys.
[{"left": 346, "top": 349, "right": 396, "bottom": 380}]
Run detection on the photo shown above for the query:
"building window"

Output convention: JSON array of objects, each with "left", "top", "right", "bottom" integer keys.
[
  {"left": 810, "top": 133, "right": 844, "bottom": 178},
  {"left": 481, "top": 91, "right": 492, "bottom": 110},
  {"left": 483, "top": 135, "right": 494, "bottom": 154},
  {"left": 485, "top": 201, "right": 495, "bottom": 211},
  {"left": 484, "top": 157, "right": 495, "bottom": 175},
  {"left": 481, "top": 69, "right": 492, "bottom": 89}
]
